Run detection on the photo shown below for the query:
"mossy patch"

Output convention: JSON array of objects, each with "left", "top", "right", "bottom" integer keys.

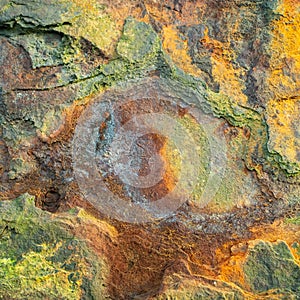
[
  {"left": 0, "top": 194, "right": 108, "bottom": 299},
  {"left": 10, "top": 32, "right": 82, "bottom": 68},
  {"left": 285, "top": 216, "right": 300, "bottom": 226},
  {"left": 117, "top": 17, "right": 161, "bottom": 64},
  {"left": 244, "top": 240, "right": 300, "bottom": 294},
  {"left": 157, "top": 273, "right": 244, "bottom": 300},
  {"left": 0, "top": 0, "right": 75, "bottom": 28},
  {"left": 55, "top": 0, "right": 119, "bottom": 57}
]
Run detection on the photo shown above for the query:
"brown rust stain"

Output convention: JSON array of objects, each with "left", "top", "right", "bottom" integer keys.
[{"left": 96, "top": 98, "right": 187, "bottom": 203}]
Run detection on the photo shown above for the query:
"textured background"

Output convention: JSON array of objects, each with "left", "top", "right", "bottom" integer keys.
[{"left": 0, "top": 0, "right": 299, "bottom": 299}]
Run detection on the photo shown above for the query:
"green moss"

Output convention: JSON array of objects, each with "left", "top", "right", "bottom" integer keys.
[
  {"left": 0, "top": 0, "right": 75, "bottom": 28},
  {"left": 117, "top": 17, "right": 161, "bottom": 64},
  {"left": 157, "top": 275, "right": 244, "bottom": 300},
  {"left": 244, "top": 241, "right": 300, "bottom": 294},
  {"left": 54, "top": 1, "right": 119, "bottom": 57},
  {"left": 10, "top": 33, "right": 82, "bottom": 68},
  {"left": 8, "top": 157, "right": 36, "bottom": 180},
  {"left": 0, "top": 244, "right": 82, "bottom": 300},
  {"left": 285, "top": 216, "right": 300, "bottom": 225},
  {"left": 0, "top": 194, "right": 108, "bottom": 299}
]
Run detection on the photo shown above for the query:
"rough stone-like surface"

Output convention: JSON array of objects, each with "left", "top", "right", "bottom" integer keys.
[
  {"left": 244, "top": 240, "right": 300, "bottom": 294},
  {"left": 0, "top": 0, "right": 299, "bottom": 299},
  {"left": 0, "top": 194, "right": 111, "bottom": 299}
]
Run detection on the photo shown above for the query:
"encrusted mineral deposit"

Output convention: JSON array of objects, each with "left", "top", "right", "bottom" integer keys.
[{"left": 0, "top": 0, "right": 299, "bottom": 299}]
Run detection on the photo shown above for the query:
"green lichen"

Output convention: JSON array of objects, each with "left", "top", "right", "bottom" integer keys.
[
  {"left": 0, "top": 0, "right": 75, "bottom": 28},
  {"left": 285, "top": 216, "right": 300, "bottom": 225},
  {"left": 117, "top": 17, "right": 161, "bottom": 65},
  {"left": 0, "top": 118, "right": 36, "bottom": 150},
  {"left": 244, "top": 241, "right": 300, "bottom": 295},
  {"left": 0, "top": 244, "right": 82, "bottom": 300},
  {"left": 160, "top": 53, "right": 207, "bottom": 94},
  {"left": 8, "top": 156, "right": 36, "bottom": 180},
  {"left": 54, "top": 1, "right": 119, "bottom": 57},
  {"left": 157, "top": 275, "right": 244, "bottom": 300},
  {"left": 267, "top": 152, "right": 300, "bottom": 176},
  {"left": 178, "top": 114, "right": 210, "bottom": 204},
  {"left": 0, "top": 194, "right": 108, "bottom": 299},
  {"left": 0, "top": 0, "right": 119, "bottom": 57},
  {"left": 206, "top": 91, "right": 261, "bottom": 126},
  {"left": 10, "top": 32, "right": 82, "bottom": 68}
]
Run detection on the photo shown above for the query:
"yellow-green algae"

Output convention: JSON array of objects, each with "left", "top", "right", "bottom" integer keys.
[
  {"left": 157, "top": 273, "right": 244, "bottom": 300},
  {"left": 117, "top": 17, "right": 161, "bottom": 64},
  {"left": 157, "top": 240, "right": 300, "bottom": 299},
  {"left": 10, "top": 33, "right": 83, "bottom": 68},
  {"left": 177, "top": 114, "right": 210, "bottom": 204},
  {"left": 244, "top": 240, "right": 300, "bottom": 295},
  {"left": 285, "top": 216, "right": 300, "bottom": 226},
  {"left": 54, "top": 1, "right": 119, "bottom": 57},
  {"left": 0, "top": 194, "right": 108, "bottom": 299}
]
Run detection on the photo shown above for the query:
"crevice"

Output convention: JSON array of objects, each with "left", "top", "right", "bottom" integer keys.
[
  {"left": 0, "top": 19, "right": 73, "bottom": 35},
  {"left": 41, "top": 189, "right": 62, "bottom": 213}
]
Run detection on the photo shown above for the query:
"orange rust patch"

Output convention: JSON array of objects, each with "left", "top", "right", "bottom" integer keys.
[
  {"left": 159, "top": 139, "right": 180, "bottom": 194},
  {"left": 217, "top": 220, "right": 300, "bottom": 292},
  {"left": 96, "top": 98, "right": 186, "bottom": 202},
  {"left": 162, "top": 25, "right": 203, "bottom": 77},
  {"left": 266, "top": 0, "right": 300, "bottom": 99},
  {"left": 198, "top": 28, "right": 249, "bottom": 106}
]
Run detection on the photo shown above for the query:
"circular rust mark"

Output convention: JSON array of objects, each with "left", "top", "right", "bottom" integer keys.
[{"left": 72, "top": 78, "right": 227, "bottom": 223}]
